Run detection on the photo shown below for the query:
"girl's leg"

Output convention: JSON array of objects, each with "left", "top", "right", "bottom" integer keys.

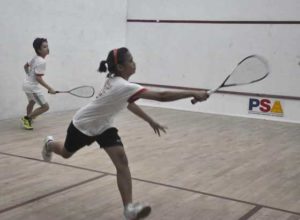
[
  {"left": 104, "top": 146, "right": 151, "bottom": 219},
  {"left": 43, "top": 123, "right": 85, "bottom": 161},
  {"left": 104, "top": 146, "right": 132, "bottom": 206},
  {"left": 42, "top": 137, "right": 73, "bottom": 162},
  {"left": 48, "top": 140, "right": 73, "bottom": 158}
]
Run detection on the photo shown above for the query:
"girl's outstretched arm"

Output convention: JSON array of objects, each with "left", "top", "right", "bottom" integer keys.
[
  {"left": 136, "top": 90, "right": 208, "bottom": 102},
  {"left": 127, "top": 103, "right": 167, "bottom": 136}
]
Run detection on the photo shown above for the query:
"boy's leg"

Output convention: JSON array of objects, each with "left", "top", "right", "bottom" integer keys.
[
  {"left": 27, "top": 100, "right": 35, "bottom": 116},
  {"left": 29, "top": 103, "right": 49, "bottom": 119},
  {"left": 21, "top": 94, "right": 34, "bottom": 130},
  {"left": 28, "top": 93, "right": 49, "bottom": 119}
]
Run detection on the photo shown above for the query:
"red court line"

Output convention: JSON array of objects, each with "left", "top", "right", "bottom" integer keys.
[
  {"left": 1, "top": 151, "right": 299, "bottom": 216},
  {"left": 135, "top": 82, "right": 300, "bottom": 101},
  {"left": 238, "top": 206, "right": 262, "bottom": 220},
  {"left": 127, "top": 19, "right": 300, "bottom": 25},
  {"left": 132, "top": 177, "right": 300, "bottom": 216},
  {"left": 0, "top": 174, "right": 107, "bottom": 214},
  {"left": 0, "top": 151, "right": 111, "bottom": 175}
]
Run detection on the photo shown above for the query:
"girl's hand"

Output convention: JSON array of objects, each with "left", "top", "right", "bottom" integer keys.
[
  {"left": 191, "top": 91, "right": 209, "bottom": 104},
  {"left": 193, "top": 91, "right": 209, "bottom": 101},
  {"left": 149, "top": 121, "right": 167, "bottom": 136}
]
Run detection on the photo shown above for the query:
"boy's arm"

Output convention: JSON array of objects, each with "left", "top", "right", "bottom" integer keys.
[
  {"left": 35, "top": 75, "right": 56, "bottom": 94},
  {"left": 127, "top": 102, "right": 167, "bottom": 136},
  {"left": 24, "top": 62, "right": 30, "bottom": 74}
]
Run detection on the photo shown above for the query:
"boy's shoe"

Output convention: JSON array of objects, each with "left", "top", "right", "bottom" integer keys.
[
  {"left": 21, "top": 116, "right": 33, "bottom": 130},
  {"left": 124, "top": 202, "right": 151, "bottom": 220},
  {"left": 42, "top": 136, "right": 54, "bottom": 162}
]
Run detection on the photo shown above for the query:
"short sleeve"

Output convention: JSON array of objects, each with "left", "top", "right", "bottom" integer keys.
[
  {"left": 125, "top": 83, "right": 147, "bottom": 103},
  {"left": 34, "top": 60, "right": 46, "bottom": 76}
]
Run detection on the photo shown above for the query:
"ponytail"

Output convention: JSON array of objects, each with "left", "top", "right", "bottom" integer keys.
[
  {"left": 98, "top": 60, "right": 107, "bottom": 72},
  {"left": 98, "top": 47, "right": 129, "bottom": 76}
]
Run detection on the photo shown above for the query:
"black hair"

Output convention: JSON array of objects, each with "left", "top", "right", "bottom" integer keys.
[
  {"left": 98, "top": 47, "right": 129, "bottom": 77},
  {"left": 33, "top": 38, "right": 48, "bottom": 55}
]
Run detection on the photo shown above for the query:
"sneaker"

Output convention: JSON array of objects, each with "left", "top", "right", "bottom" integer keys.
[
  {"left": 21, "top": 116, "right": 33, "bottom": 130},
  {"left": 42, "top": 136, "right": 54, "bottom": 162},
  {"left": 124, "top": 202, "right": 151, "bottom": 220}
]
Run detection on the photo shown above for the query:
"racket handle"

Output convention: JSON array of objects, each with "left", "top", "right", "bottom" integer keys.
[
  {"left": 48, "top": 91, "right": 59, "bottom": 94},
  {"left": 191, "top": 98, "right": 197, "bottom": 104},
  {"left": 191, "top": 90, "right": 212, "bottom": 104}
]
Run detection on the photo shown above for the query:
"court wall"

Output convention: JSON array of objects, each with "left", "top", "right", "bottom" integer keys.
[
  {"left": 127, "top": 0, "right": 300, "bottom": 123},
  {"left": 0, "top": 0, "right": 127, "bottom": 120}
]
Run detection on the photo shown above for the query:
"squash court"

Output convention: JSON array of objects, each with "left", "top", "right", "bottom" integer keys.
[{"left": 0, "top": 106, "right": 299, "bottom": 219}]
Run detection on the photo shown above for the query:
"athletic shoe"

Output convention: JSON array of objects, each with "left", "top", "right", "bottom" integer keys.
[
  {"left": 42, "top": 136, "right": 54, "bottom": 162},
  {"left": 21, "top": 116, "right": 33, "bottom": 130},
  {"left": 124, "top": 202, "right": 151, "bottom": 220}
]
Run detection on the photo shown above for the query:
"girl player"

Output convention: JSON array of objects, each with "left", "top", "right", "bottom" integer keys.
[{"left": 42, "top": 47, "right": 208, "bottom": 220}]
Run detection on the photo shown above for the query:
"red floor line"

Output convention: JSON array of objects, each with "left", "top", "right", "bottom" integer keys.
[
  {"left": 0, "top": 174, "right": 107, "bottom": 214},
  {"left": 238, "top": 206, "right": 262, "bottom": 220}
]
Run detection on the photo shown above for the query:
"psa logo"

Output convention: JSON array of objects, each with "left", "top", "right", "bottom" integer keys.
[{"left": 248, "top": 98, "right": 284, "bottom": 117}]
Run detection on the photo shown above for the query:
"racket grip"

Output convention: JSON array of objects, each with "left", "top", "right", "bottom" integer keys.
[
  {"left": 48, "top": 91, "right": 58, "bottom": 94},
  {"left": 191, "top": 90, "right": 211, "bottom": 104},
  {"left": 191, "top": 98, "right": 197, "bottom": 104}
]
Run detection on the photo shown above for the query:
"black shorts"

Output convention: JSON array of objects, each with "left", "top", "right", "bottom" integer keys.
[{"left": 64, "top": 122, "right": 123, "bottom": 153}]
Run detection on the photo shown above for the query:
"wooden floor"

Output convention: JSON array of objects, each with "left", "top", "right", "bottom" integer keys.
[{"left": 0, "top": 106, "right": 299, "bottom": 220}]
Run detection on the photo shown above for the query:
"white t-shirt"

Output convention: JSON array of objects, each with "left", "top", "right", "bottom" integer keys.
[
  {"left": 73, "top": 76, "right": 146, "bottom": 136},
  {"left": 22, "top": 56, "right": 46, "bottom": 93}
]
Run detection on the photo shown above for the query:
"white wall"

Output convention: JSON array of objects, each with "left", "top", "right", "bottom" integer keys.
[
  {"left": 127, "top": 0, "right": 300, "bottom": 123},
  {"left": 127, "top": 0, "right": 300, "bottom": 20},
  {"left": 1, "top": 0, "right": 300, "bottom": 123},
  {"left": 0, "top": 0, "right": 127, "bottom": 120}
]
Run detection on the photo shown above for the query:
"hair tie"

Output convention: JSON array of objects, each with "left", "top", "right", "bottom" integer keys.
[{"left": 113, "top": 49, "right": 118, "bottom": 65}]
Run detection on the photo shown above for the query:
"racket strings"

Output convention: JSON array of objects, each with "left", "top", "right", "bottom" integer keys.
[
  {"left": 69, "top": 86, "right": 95, "bottom": 98},
  {"left": 224, "top": 56, "right": 269, "bottom": 86}
]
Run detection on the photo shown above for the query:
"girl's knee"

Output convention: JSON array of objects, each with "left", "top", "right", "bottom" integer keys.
[
  {"left": 62, "top": 153, "right": 72, "bottom": 159},
  {"left": 61, "top": 148, "right": 73, "bottom": 159},
  {"left": 105, "top": 147, "right": 129, "bottom": 171}
]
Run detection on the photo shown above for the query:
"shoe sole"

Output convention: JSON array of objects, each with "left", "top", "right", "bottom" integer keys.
[
  {"left": 137, "top": 206, "right": 151, "bottom": 219},
  {"left": 24, "top": 127, "right": 33, "bottom": 130}
]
